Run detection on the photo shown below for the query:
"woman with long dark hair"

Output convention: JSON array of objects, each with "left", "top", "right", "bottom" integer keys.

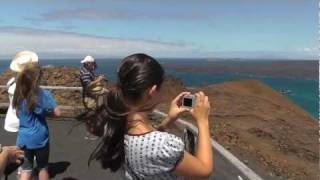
[
  {"left": 12, "top": 64, "right": 61, "bottom": 180},
  {"left": 89, "top": 53, "right": 212, "bottom": 179}
]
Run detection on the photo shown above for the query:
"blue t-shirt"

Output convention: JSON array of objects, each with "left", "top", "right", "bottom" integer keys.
[{"left": 16, "top": 89, "right": 57, "bottom": 149}]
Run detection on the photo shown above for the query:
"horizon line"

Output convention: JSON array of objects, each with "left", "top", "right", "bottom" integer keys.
[{"left": 0, "top": 57, "right": 317, "bottom": 61}]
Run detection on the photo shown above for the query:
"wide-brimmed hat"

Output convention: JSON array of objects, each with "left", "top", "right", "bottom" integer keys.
[
  {"left": 10, "top": 51, "right": 39, "bottom": 72},
  {"left": 81, "top": 55, "right": 95, "bottom": 63}
]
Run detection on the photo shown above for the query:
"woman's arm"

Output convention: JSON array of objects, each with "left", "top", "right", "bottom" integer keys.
[
  {"left": 43, "top": 90, "right": 61, "bottom": 117},
  {"left": 157, "top": 116, "right": 173, "bottom": 131},
  {"left": 174, "top": 91, "right": 213, "bottom": 178},
  {"left": 157, "top": 92, "right": 190, "bottom": 131},
  {"left": 46, "top": 106, "right": 61, "bottom": 118},
  {"left": 53, "top": 107, "right": 62, "bottom": 117}
]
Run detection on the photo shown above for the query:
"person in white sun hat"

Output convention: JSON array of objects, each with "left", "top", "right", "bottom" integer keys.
[
  {"left": 4, "top": 51, "right": 39, "bottom": 133},
  {"left": 2, "top": 51, "right": 39, "bottom": 180},
  {"left": 10, "top": 51, "right": 39, "bottom": 73}
]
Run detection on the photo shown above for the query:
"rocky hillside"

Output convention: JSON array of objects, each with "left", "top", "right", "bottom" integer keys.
[
  {"left": 0, "top": 67, "right": 318, "bottom": 180},
  {"left": 158, "top": 80, "right": 318, "bottom": 180}
]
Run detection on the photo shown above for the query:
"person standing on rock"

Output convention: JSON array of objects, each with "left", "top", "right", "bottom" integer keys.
[
  {"left": 12, "top": 64, "right": 61, "bottom": 180},
  {"left": 79, "top": 55, "right": 108, "bottom": 110},
  {"left": 87, "top": 53, "right": 213, "bottom": 179}
]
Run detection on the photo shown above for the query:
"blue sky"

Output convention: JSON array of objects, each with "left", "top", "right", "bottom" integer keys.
[{"left": 0, "top": 0, "right": 317, "bottom": 59}]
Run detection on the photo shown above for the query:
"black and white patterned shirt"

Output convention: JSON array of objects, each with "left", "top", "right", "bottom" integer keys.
[
  {"left": 123, "top": 131, "right": 185, "bottom": 180},
  {"left": 79, "top": 66, "right": 95, "bottom": 87}
]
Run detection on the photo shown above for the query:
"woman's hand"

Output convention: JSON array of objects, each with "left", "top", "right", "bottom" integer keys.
[
  {"left": 190, "top": 91, "right": 210, "bottom": 125},
  {"left": 157, "top": 92, "right": 191, "bottom": 131},
  {"left": 168, "top": 92, "right": 191, "bottom": 120}
]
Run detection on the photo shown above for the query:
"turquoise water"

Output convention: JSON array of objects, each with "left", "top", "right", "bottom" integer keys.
[
  {"left": 0, "top": 59, "right": 318, "bottom": 118},
  {"left": 169, "top": 71, "right": 318, "bottom": 119}
]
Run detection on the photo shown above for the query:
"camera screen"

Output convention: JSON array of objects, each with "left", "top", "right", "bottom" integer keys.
[{"left": 183, "top": 98, "right": 193, "bottom": 107}]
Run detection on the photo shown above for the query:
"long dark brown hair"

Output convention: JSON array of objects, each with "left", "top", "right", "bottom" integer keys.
[
  {"left": 87, "top": 53, "right": 164, "bottom": 171},
  {"left": 12, "top": 64, "right": 42, "bottom": 112}
]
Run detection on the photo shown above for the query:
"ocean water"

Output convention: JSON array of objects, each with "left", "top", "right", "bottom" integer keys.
[{"left": 0, "top": 59, "right": 318, "bottom": 119}]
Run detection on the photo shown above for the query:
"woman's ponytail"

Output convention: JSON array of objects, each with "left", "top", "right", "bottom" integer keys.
[{"left": 88, "top": 89, "right": 128, "bottom": 171}]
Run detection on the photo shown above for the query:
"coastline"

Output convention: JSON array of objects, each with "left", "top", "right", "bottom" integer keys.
[{"left": 0, "top": 58, "right": 319, "bottom": 119}]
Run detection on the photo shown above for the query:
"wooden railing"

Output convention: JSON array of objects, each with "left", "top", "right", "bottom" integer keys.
[{"left": 0, "top": 85, "right": 82, "bottom": 90}]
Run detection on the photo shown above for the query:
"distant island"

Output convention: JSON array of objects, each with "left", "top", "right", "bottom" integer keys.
[{"left": 163, "top": 60, "right": 318, "bottom": 80}]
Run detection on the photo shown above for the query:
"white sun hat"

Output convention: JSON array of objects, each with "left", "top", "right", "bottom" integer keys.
[
  {"left": 10, "top": 51, "right": 39, "bottom": 72},
  {"left": 81, "top": 55, "right": 95, "bottom": 63}
]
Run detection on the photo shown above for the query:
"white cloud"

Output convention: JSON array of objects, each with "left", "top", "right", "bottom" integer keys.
[
  {"left": 0, "top": 27, "right": 199, "bottom": 59},
  {"left": 25, "top": 8, "right": 208, "bottom": 24},
  {"left": 31, "top": 8, "right": 142, "bottom": 21},
  {"left": 297, "top": 47, "right": 319, "bottom": 53},
  {"left": 206, "top": 50, "right": 317, "bottom": 60},
  {"left": 294, "top": 47, "right": 318, "bottom": 60},
  {"left": 0, "top": 27, "right": 316, "bottom": 60}
]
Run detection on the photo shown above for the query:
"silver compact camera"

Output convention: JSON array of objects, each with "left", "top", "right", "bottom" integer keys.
[{"left": 182, "top": 94, "right": 196, "bottom": 108}]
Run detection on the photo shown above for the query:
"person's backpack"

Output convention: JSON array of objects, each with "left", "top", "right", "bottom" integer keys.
[{"left": 3, "top": 77, "right": 20, "bottom": 132}]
